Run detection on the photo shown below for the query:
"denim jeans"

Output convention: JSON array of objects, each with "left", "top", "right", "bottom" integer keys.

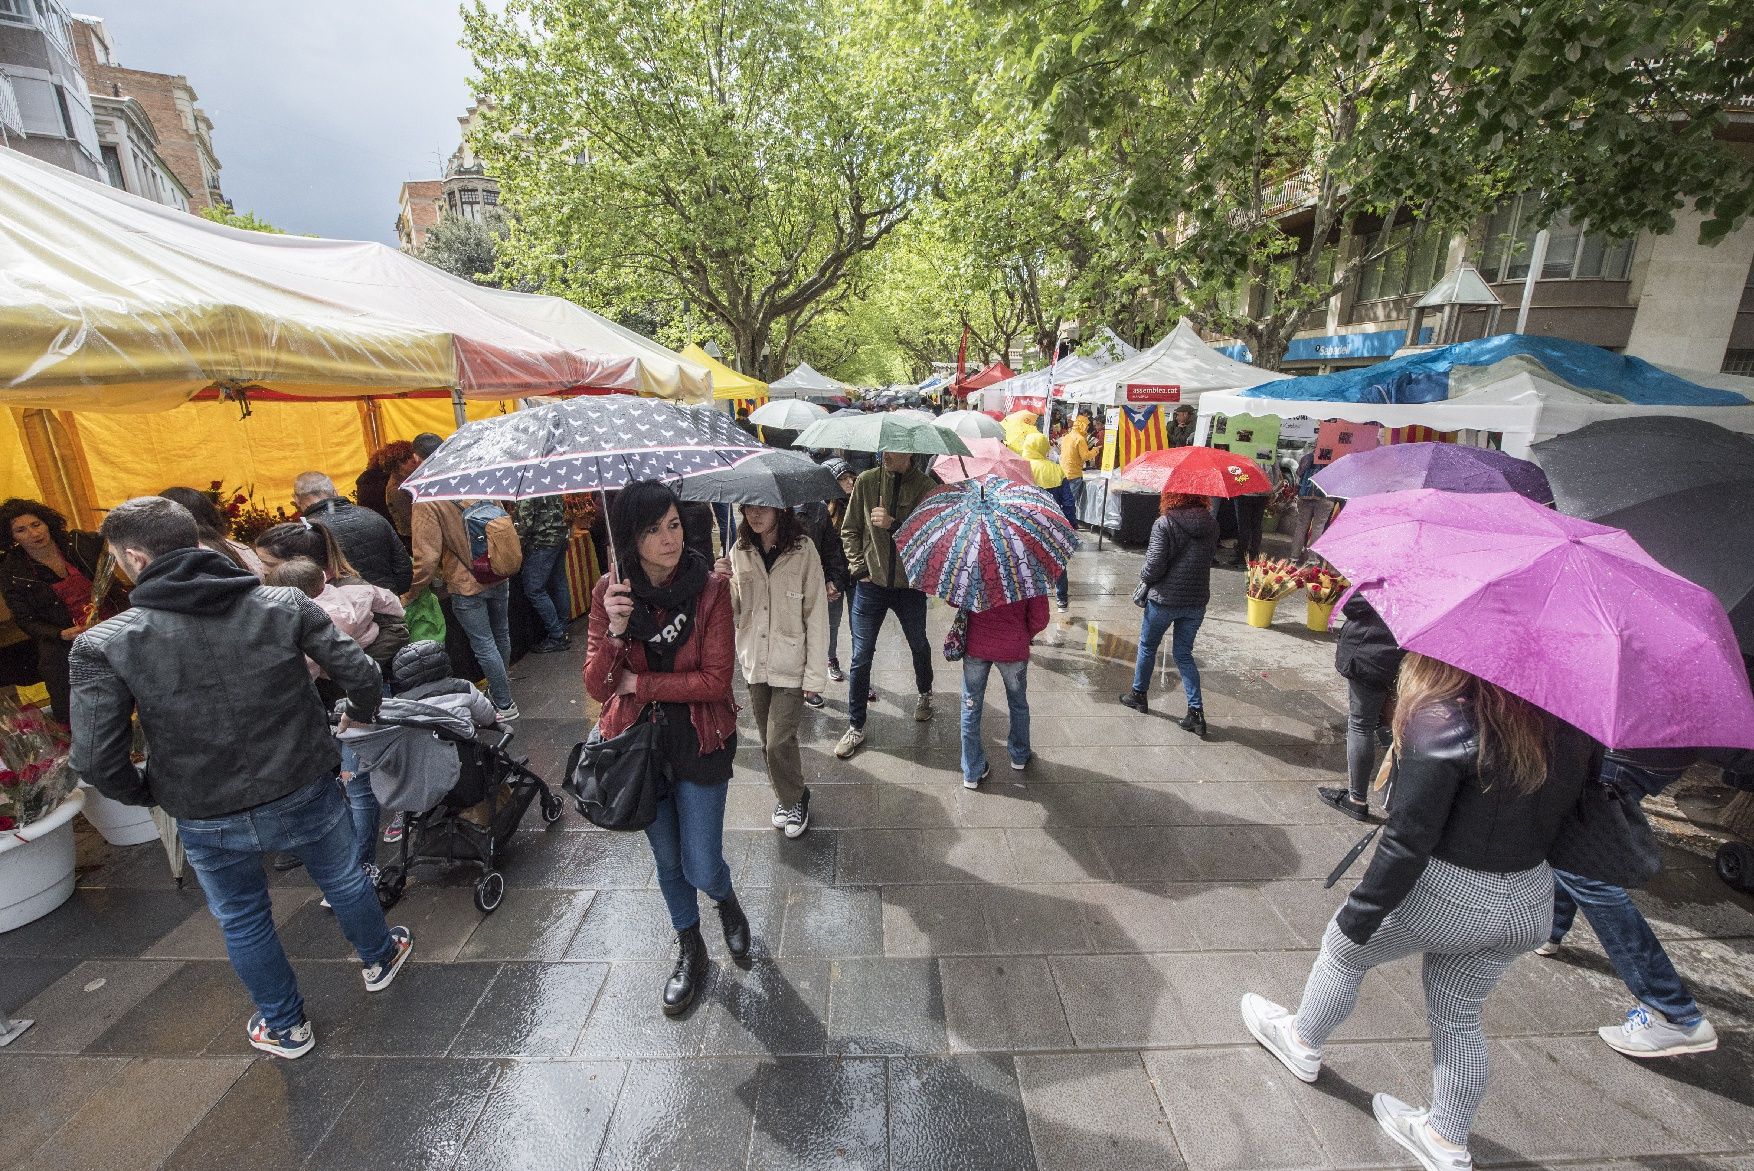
[
  {"left": 1345, "top": 677, "right": 1391, "bottom": 802},
  {"left": 827, "top": 593, "right": 844, "bottom": 667},
  {"left": 1067, "top": 477, "right": 1086, "bottom": 518},
  {"left": 847, "top": 581, "right": 933, "bottom": 729},
  {"left": 451, "top": 580, "right": 513, "bottom": 708},
  {"left": 644, "top": 779, "right": 734, "bottom": 931},
  {"left": 1132, "top": 602, "right": 1205, "bottom": 708},
  {"left": 1551, "top": 757, "right": 1700, "bottom": 1025},
  {"left": 178, "top": 774, "right": 397, "bottom": 1032},
  {"left": 519, "top": 543, "right": 572, "bottom": 642},
  {"left": 338, "top": 744, "right": 379, "bottom": 871},
  {"left": 961, "top": 656, "right": 1030, "bottom": 781},
  {"left": 1055, "top": 571, "right": 1069, "bottom": 607}
]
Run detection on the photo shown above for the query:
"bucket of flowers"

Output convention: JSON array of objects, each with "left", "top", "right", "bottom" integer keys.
[
  {"left": 204, "top": 481, "right": 293, "bottom": 546},
  {"left": 1244, "top": 557, "right": 1301, "bottom": 627},
  {"left": 1299, "top": 565, "right": 1349, "bottom": 632},
  {"left": 0, "top": 694, "right": 85, "bottom": 932}
]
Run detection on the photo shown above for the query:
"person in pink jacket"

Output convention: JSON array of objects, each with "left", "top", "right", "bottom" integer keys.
[{"left": 960, "top": 595, "right": 1050, "bottom": 789}]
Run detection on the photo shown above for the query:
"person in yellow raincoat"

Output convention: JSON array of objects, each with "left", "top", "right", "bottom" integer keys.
[
  {"left": 1059, "top": 414, "right": 1096, "bottom": 517},
  {"left": 1020, "top": 432, "right": 1079, "bottom": 612},
  {"left": 1002, "top": 410, "right": 1039, "bottom": 453}
]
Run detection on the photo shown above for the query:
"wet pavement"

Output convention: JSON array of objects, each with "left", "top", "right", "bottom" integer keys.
[{"left": 5, "top": 534, "right": 1754, "bottom": 1170}]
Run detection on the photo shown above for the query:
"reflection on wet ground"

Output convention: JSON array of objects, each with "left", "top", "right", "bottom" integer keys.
[{"left": 6, "top": 535, "right": 1753, "bottom": 1170}]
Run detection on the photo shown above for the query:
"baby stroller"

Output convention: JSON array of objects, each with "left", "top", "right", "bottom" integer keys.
[{"left": 340, "top": 698, "right": 564, "bottom": 913}]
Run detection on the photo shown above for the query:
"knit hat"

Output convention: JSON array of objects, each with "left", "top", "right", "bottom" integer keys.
[
  {"left": 823, "top": 457, "right": 852, "bottom": 481},
  {"left": 390, "top": 639, "right": 451, "bottom": 691}
]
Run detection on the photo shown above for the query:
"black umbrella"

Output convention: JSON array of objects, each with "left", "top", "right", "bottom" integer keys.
[
  {"left": 1530, "top": 416, "right": 1754, "bottom": 648},
  {"left": 674, "top": 449, "right": 845, "bottom": 507}
]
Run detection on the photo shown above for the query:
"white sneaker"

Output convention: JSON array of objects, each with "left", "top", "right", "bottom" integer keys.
[
  {"left": 1534, "top": 940, "right": 1561, "bottom": 957},
  {"left": 1240, "top": 993, "right": 1320, "bottom": 1083},
  {"left": 771, "top": 801, "right": 789, "bottom": 829},
  {"left": 1599, "top": 1005, "right": 1718, "bottom": 1058},
  {"left": 1373, "top": 1094, "right": 1472, "bottom": 1171},
  {"left": 834, "top": 726, "right": 866, "bottom": 759},
  {"left": 494, "top": 702, "right": 520, "bottom": 722}
]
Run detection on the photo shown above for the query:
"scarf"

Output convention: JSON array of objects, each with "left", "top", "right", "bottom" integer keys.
[{"left": 625, "top": 548, "right": 710, "bottom": 670}]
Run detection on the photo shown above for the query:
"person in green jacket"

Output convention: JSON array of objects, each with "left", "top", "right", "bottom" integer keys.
[{"left": 835, "top": 451, "right": 937, "bottom": 759}]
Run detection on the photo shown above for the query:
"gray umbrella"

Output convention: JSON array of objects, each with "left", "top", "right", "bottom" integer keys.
[{"left": 675, "top": 449, "right": 845, "bottom": 507}]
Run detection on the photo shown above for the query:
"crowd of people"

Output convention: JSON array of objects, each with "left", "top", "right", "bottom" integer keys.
[{"left": 0, "top": 406, "right": 1742, "bottom": 1171}]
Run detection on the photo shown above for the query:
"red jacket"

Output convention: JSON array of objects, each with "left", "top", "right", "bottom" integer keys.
[
  {"left": 965, "top": 596, "right": 1049, "bottom": 663},
  {"left": 583, "top": 570, "right": 737, "bottom": 752}
]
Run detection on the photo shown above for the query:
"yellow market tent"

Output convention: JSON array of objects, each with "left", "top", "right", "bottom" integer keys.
[{"left": 681, "top": 345, "right": 769, "bottom": 411}]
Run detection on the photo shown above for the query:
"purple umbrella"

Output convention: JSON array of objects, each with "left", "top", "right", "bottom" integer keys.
[
  {"left": 1312, "top": 489, "right": 1754, "bottom": 751},
  {"left": 1312, "top": 441, "right": 1552, "bottom": 503}
]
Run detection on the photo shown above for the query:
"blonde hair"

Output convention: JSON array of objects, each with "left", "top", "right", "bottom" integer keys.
[
  {"left": 1387, "top": 653, "right": 1554, "bottom": 794},
  {"left": 263, "top": 556, "right": 326, "bottom": 599}
]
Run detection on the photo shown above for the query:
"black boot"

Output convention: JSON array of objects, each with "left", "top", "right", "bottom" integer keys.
[
  {"left": 662, "top": 925, "right": 707, "bottom": 1016},
  {"left": 1119, "top": 689, "right": 1148, "bottom": 713},
  {"left": 716, "top": 890, "right": 751, "bottom": 961},
  {"left": 1178, "top": 707, "right": 1207, "bottom": 738}
]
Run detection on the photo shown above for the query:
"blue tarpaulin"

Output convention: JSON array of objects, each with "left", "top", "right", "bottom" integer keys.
[{"left": 1241, "top": 334, "right": 1748, "bottom": 406}]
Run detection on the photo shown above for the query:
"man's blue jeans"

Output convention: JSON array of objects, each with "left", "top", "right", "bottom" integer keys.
[
  {"left": 1132, "top": 601, "right": 1205, "bottom": 709},
  {"left": 451, "top": 580, "right": 513, "bottom": 708},
  {"left": 338, "top": 744, "right": 378, "bottom": 871},
  {"left": 644, "top": 779, "right": 733, "bottom": 931},
  {"left": 847, "top": 581, "right": 933, "bottom": 729},
  {"left": 519, "top": 543, "right": 572, "bottom": 643},
  {"left": 178, "top": 774, "right": 398, "bottom": 1032},
  {"left": 961, "top": 656, "right": 1030, "bottom": 782},
  {"left": 1551, "top": 758, "right": 1700, "bottom": 1025}
]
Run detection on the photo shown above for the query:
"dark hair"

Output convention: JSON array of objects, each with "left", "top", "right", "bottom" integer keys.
[
  {"left": 254, "top": 519, "right": 359, "bottom": 580},
  {"left": 100, "top": 496, "right": 199, "bottom": 561},
  {"left": 411, "top": 432, "right": 444, "bottom": 459},
  {"left": 262, "top": 556, "right": 325, "bottom": 598},
  {"left": 736, "top": 505, "right": 805, "bottom": 554},
  {"left": 0, "top": 497, "right": 69, "bottom": 554},
  {"left": 158, "top": 486, "right": 229, "bottom": 540},
  {"left": 609, "top": 480, "right": 680, "bottom": 566},
  {"left": 367, "top": 440, "right": 416, "bottom": 474},
  {"left": 1160, "top": 491, "right": 1210, "bottom": 515}
]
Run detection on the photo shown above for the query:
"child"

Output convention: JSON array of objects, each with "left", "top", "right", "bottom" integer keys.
[
  {"left": 960, "top": 594, "right": 1050, "bottom": 789},
  {"left": 263, "top": 557, "right": 405, "bottom": 677}
]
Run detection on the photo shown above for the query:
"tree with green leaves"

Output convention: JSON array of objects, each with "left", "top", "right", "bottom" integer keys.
[
  {"left": 197, "top": 205, "right": 283, "bottom": 234},
  {"left": 415, "top": 208, "right": 507, "bottom": 286},
  {"left": 463, "top": 0, "right": 924, "bottom": 378}
]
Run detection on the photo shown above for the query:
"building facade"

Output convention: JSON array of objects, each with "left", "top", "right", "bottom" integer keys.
[
  {"left": 395, "top": 179, "right": 444, "bottom": 250},
  {"left": 89, "top": 91, "right": 189, "bottom": 209},
  {"left": 0, "top": 0, "right": 102, "bottom": 179},
  {"left": 395, "top": 101, "right": 500, "bottom": 251},
  {"left": 71, "top": 15, "right": 223, "bottom": 211}
]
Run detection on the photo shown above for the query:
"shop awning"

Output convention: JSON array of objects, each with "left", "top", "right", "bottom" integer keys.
[{"left": 680, "top": 345, "right": 768, "bottom": 402}]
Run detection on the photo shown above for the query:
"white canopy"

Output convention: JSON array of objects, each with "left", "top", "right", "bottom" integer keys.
[
  {"left": 978, "top": 355, "right": 1108, "bottom": 408},
  {"left": 1057, "top": 319, "right": 1282, "bottom": 407},
  {"left": 768, "top": 361, "right": 850, "bottom": 399}
]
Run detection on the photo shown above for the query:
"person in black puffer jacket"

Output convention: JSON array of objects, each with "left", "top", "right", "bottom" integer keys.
[
  {"left": 1120, "top": 490, "right": 1219, "bottom": 735},
  {"left": 1240, "top": 653, "right": 1597, "bottom": 1171},
  {"left": 1319, "top": 594, "right": 1406, "bottom": 821},
  {"left": 294, "top": 472, "right": 412, "bottom": 594}
]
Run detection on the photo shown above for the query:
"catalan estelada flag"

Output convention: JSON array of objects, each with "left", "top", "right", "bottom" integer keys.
[
  {"left": 731, "top": 393, "right": 769, "bottom": 416},
  {"left": 1115, "top": 404, "right": 1169, "bottom": 468},
  {"left": 1381, "top": 425, "right": 1456, "bottom": 445}
]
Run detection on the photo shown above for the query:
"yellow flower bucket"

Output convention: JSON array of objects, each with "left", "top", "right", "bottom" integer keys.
[
  {"left": 1306, "top": 600, "right": 1336, "bottom": 632},
  {"left": 1246, "top": 597, "right": 1277, "bottom": 628}
]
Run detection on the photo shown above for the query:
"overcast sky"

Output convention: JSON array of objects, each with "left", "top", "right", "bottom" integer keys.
[{"left": 84, "top": 0, "right": 480, "bottom": 243}]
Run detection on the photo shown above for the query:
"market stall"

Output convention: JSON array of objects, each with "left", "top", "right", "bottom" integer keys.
[
  {"left": 681, "top": 344, "right": 768, "bottom": 416},
  {"left": 768, "top": 361, "right": 851, "bottom": 404}
]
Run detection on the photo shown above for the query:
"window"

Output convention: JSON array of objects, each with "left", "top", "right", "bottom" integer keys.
[
  {"left": 459, "top": 188, "right": 480, "bottom": 204},
  {"left": 100, "top": 143, "right": 125, "bottom": 190},
  {"left": 0, "top": 0, "right": 30, "bottom": 23},
  {"left": 1472, "top": 195, "right": 1633, "bottom": 283},
  {"left": 481, "top": 188, "right": 498, "bottom": 206},
  {"left": 1354, "top": 222, "right": 1448, "bottom": 304},
  {"left": 9, "top": 74, "right": 65, "bottom": 137},
  {"left": 1723, "top": 350, "right": 1754, "bottom": 377}
]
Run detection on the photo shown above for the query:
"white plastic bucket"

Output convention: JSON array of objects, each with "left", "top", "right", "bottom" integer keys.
[
  {"left": 78, "top": 784, "right": 160, "bottom": 846},
  {"left": 0, "top": 788, "right": 86, "bottom": 933}
]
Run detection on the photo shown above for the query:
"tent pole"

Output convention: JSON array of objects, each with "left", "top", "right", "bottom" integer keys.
[
  {"left": 1097, "top": 478, "right": 1110, "bottom": 552},
  {"left": 451, "top": 388, "right": 467, "bottom": 430},
  {"left": 1514, "top": 229, "right": 1549, "bottom": 334}
]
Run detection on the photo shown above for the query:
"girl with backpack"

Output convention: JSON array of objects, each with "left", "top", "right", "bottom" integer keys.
[{"left": 407, "top": 497, "right": 523, "bottom": 722}]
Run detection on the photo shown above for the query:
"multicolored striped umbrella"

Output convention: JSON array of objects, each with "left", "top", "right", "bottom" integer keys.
[{"left": 896, "top": 475, "right": 1078, "bottom": 612}]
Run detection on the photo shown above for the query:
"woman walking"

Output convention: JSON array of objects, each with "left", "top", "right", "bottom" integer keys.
[
  {"left": 1319, "top": 594, "right": 1404, "bottom": 821},
  {"left": 1120, "top": 490, "right": 1218, "bottom": 735},
  {"left": 1240, "top": 653, "right": 1597, "bottom": 1171},
  {"left": 960, "top": 595, "right": 1050, "bottom": 789},
  {"left": 730, "top": 504, "right": 828, "bottom": 837},
  {"left": 584, "top": 481, "right": 748, "bottom": 1016}
]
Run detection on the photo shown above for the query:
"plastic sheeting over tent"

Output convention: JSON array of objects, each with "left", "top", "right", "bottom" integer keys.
[
  {"left": 768, "top": 361, "right": 850, "bottom": 400},
  {"left": 1196, "top": 335, "right": 1754, "bottom": 458},
  {"left": 1058, "top": 320, "right": 1282, "bottom": 406},
  {"left": 977, "top": 355, "right": 1109, "bottom": 409},
  {"left": 0, "top": 146, "right": 711, "bottom": 411}
]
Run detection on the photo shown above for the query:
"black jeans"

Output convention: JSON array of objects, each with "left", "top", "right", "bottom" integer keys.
[
  {"left": 1233, "top": 496, "right": 1268, "bottom": 562},
  {"left": 1346, "top": 677, "right": 1390, "bottom": 801}
]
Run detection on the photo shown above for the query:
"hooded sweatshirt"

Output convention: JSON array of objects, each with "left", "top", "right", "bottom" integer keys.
[
  {"left": 1059, "top": 416, "right": 1095, "bottom": 479},
  {"left": 1022, "top": 433, "right": 1079, "bottom": 526}
]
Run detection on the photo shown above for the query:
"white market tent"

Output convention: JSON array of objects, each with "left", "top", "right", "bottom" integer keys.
[
  {"left": 1058, "top": 319, "right": 1282, "bottom": 407},
  {"left": 974, "top": 355, "right": 1108, "bottom": 409},
  {"left": 768, "top": 361, "right": 851, "bottom": 400}
]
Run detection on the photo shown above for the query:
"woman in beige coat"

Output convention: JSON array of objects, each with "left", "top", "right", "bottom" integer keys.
[{"left": 729, "top": 505, "right": 828, "bottom": 838}]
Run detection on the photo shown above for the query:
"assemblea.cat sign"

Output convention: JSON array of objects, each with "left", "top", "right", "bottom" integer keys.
[{"left": 1125, "top": 384, "right": 1180, "bottom": 403}]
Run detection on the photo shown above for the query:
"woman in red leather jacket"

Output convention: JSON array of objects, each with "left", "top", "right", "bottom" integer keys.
[{"left": 584, "top": 481, "right": 747, "bottom": 1017}]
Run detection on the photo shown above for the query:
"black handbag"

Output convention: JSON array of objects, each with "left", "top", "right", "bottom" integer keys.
[
  {"left": 562, "top": 706, "right": 672, "bottom": 831},
  {"left": 1547, "top": 774, "right": 1663, "bottom": 889}
]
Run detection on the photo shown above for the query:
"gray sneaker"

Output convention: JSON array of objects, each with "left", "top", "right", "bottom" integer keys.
[
  {"left": 834, "top": 726, "right": 866, "bottom": 759},
  {"left": 1373, "top": 1094, "right": 1472, "bottom": 1171},
  {"left": 914, "top": 692, "right": 933, "bottom": 722},
  {"left": 1599, "top": 1005, "right": 1718, "bottom": 1057},
  {"left": 1240, "top": 993, "right": 1320, "bottom": 1082}
]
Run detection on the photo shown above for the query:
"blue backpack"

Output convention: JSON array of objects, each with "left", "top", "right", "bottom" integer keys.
[{"left": 458, "top": 500, "right": 522, "bottom": 584}]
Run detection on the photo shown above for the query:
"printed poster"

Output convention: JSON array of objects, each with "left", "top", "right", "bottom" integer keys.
[
  {"left": 1210, "top": 412, "right": 1280, "bottom": 466},
  {"left": 1314, "top": 419, "right": 1379, "bottom": 465}
]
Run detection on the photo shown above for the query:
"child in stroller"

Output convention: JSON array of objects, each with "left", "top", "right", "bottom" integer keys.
[{"left": 340, "top": 641, "right": 564, "bottom": 913}]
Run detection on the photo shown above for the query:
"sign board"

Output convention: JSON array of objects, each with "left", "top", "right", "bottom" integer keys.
[
  {"left": 1125, "top": 383, "right": 1181, "bottom": 403},
  {"left": 1210, "top": 413, "right": 1281, "bottom": 466},
  {"left": 1100, "top": 407, "right": 1121, "bottom": 472},
  {"left": 1008, "top": 395, "right": 1047, "bottom": 415},
  {"left": 1279, "top": 417, "right": 1319, "bottom": 443},
  {"left": 1314, "top": 419, "right": 1379, "bottom": 465}
]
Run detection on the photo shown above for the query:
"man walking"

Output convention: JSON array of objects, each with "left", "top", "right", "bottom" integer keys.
[
  {"left": 836, "top": 450, "right": 937, "bottom": 758},
  {"left": 70, "top": 497, "right": 411, "bottom": 1060},
  {"left": 514, "top": 494, "right": 573, "bottom": 653},
  {"left": 294, "top": 471, "right": 412, "bottom": 593}
]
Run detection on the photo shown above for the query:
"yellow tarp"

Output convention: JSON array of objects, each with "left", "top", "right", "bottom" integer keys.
[
  {"left": 1, "top": 410, "right": 42, "bottom": 500},
  {"left": 681, "top": 345, "right": 769, "bottom": 402},
  {"left": 376, "top": 398, "right": 516, "bottom": 442}
]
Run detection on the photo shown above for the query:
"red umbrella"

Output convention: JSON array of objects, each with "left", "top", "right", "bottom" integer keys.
[{"left": 1119, "top": 447, "right": 1271, "bottom": 497}]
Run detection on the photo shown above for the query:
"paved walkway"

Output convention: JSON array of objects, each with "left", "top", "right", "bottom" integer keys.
[{"left": 4, "top": 540, "right": 1752, "bottom": 1170}]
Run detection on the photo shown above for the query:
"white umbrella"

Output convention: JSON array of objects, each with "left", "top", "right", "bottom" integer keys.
[
  {"left": 892, "top": 408, "right": 935, "bottom": 424},
  {"left": 937, "top": 410, "right": 1005, "bottom": 440},
  {"left": 749, "top": 398, "right": 829, "bottom": 429}
]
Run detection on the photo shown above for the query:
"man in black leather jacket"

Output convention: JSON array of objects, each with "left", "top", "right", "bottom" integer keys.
[
  {"left": 294, "top": 472, "right": 412, "bottom": 594},
  {"left": 70, "top": 496, "right": 411, "bottom": 1060}
]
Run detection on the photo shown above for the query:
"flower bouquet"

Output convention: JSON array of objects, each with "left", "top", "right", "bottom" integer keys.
[
  {"left": 1244, "top": 557, "right": 1301, "bottom": 627},
  {"left": 0, "top": 695, "right": 76, "bottom": 832},
  {"left": 1298, "top": 565, "right": 1349, "bottom": 632},
  {"left": 206, "top": 481, "right": 293, "bottom": 546}
]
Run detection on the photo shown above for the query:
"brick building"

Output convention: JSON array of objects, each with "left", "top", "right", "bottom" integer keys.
[
  {"left": 70, "top": 15, "right": 223, "bottom": 211},
  {"left": 395, "top": 100, "right": 499, "bottom": 251},
  {"left": 395, "top": 179, "right": 444, "bottom": 251}
]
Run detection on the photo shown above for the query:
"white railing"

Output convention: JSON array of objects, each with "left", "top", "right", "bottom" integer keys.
[{"left": 0, "top": 72, "right": 24, "bottom": 139}]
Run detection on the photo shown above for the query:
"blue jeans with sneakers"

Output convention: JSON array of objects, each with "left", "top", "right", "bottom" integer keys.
[
  {"left": 178, "top": 773, "right": 399, "bottom": 1033},
  {"left": 961, "top": 656, "right": 1030, "bottom": 782},
  {"left": 451, "top": 581, "right": 513, "bottom": 709}
]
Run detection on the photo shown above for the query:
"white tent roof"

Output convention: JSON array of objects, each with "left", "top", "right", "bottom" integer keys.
[
  {"left": 768, "top": 361, "right": 850, "bottom": 399},
  {"left": 1058, "top": 319, "right": 1282, "bottom": 406},
  {"left": 1196, "top": 369, "right": 1754, "bottom": 457},
  {"left": 979, "top": 355, "right": 1108, "bottom": 406}
]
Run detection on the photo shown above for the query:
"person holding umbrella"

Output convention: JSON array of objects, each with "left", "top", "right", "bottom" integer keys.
[{"left": 1119, "top": 489, "right": 1218, "bottom": 733}]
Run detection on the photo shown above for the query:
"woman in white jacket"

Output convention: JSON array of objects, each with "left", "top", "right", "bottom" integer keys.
[{"left": 729, "top": 505, "right": 828, "bottom": 838}]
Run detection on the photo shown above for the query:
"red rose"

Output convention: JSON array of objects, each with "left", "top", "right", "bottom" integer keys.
[
  {"left": 0, "top": 816, "right": 15, "bottom": 831},
  {"left": 0, "top": 769, "right": 17, "bottom": 788}
]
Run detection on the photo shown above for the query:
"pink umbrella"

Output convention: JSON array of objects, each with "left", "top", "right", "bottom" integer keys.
[
  {"left": 933, "top": 437, "right": 1035, "bottom": 486},
  {"left": 1313, "top": 489, "right": 1754, "bottom": 751}
]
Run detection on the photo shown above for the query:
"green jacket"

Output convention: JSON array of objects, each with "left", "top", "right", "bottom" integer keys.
[{"left": 840, "top": 465, "right": 936, "bottom": 589}]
